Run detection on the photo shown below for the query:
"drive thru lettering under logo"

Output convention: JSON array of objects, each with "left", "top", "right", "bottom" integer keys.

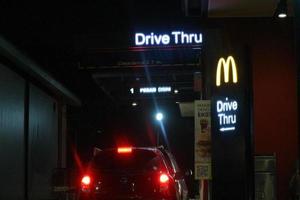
[{"left": 217, "top": 98, "right": 238, "bottom": 132}]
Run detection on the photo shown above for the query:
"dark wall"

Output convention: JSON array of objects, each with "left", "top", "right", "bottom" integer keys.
[
  {"left": 0, "top": 64, "right": 25, "bottom": 200},
  {"left": 251, "top": 21, "right": 297, "bottom": 200},
  {"left": 28, "top": 84, "right": 58, "bottom": 200},
  {"left": 219, "top": 19, "right": 297, "bottom": 200},
  {"left": 0, "top": 63, "right": 60, "bottom": 200}
]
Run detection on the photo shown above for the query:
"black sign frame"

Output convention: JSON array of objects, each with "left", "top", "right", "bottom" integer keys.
[{"left": 210, "top": 50, "right": 254, "bottom": 200}]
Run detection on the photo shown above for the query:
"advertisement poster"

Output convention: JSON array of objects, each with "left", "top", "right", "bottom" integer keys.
[{"left": 195, "top": 100, "right": 211, "bottom": 180}]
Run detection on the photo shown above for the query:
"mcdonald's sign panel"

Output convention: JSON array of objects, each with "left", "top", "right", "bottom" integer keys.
[
  {"left": 211, "top": 55, "right": 253, "bottom": 199},
  {"left": 214, "top": 56, "right": 240, "bottom": 133}
]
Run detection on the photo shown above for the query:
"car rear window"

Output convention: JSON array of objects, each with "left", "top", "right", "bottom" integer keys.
[{"left": 92, "top": 149, "right": 165, "bottom": 172}]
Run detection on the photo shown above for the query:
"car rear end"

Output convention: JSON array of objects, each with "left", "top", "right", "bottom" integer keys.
[{"left": 78, "top": 147, "right": 177, "bottom": 200}]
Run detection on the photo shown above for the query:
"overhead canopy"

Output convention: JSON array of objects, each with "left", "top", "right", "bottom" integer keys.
[
  {"left": 0, "top": 35, "right": 81, "bottom": 106},
  {"left": 84, "top": 43, "right": 202, "bottom": 104}
]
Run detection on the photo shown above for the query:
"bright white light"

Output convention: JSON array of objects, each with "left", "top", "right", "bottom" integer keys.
[
  {"left": 216, "top": 97, "right": 238, "bottom": 133},
  {"left": 130, "top": 88, "right": 134, "bottom": 94},
  {"left": 134, "top": 31, "right": 203, "bottom": 46},
  {"left": 220, "top": 127, "right": 235, "bottom": 132},
  {"left": 155, "top": 112, "right": 164, "bottom": 121},
  {"left": 135, "top": 33, "right": 145, "bottom": 46},
  {"left": 132, "top": 102, "right": 137, "bottom": 107},
  {"left": 278, "top": 13, "right": 287, "bottom": 18},
  {"left": 139, "top": 86, "right": 172, "bottom": 94},
  {"left": 158, "top": 86, "right": 171, "bottom": 93},
  {"left": 135, "top": 33, "right": 170, "bottom": 46},
  {"left": 140, "top": 87, "right": 157, "bottom": 93},
  {"left": 216, "top": 99, "right": 238, "bottom": 113},
  {"left": 174, "top": 89, "right": 179, "bottom": 94}
]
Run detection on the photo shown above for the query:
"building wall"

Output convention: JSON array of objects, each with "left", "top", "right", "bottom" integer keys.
[
  {"left": 28, "top": 84, "right": 58, "bottom": 200},
  {"left": 0, "top": 63, "right": 25, "bottom": 200},
  {"left": 251, "top": 22, "right": 297, "bottom": 200},
  {"left": 0, "top": 63, "right": 61, "bottom": 200},
  {"left": 223, "top": 19, "right": 297, "bottom": 200}
]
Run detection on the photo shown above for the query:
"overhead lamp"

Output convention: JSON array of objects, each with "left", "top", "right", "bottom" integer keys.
[
  {"left": 132, "top": 102, "right": 138, "bottom": 107},
  {"left": 275, "top": 0, "right": 287, "bottom": 18},
  {"left": 155, "top": 112, "right": 164, "bottom": 121}
]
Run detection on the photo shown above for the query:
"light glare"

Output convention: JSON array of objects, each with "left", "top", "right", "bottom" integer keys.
[
  {"left": 160, "top": 174, "right": 169, "bottom": 183},
  {"left": 278, "top": 13, "right": 287, "bottom": 18},
  {"left": 81, "top": 176, "right": 91, "bottom": 185},
  {"left": 156, "top": 112, "right": 163, "bottom": 121},
  {"left": 117, "top": 147, "right": 132, "bottom": 153}
]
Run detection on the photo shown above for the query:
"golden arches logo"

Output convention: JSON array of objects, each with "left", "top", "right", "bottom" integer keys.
[{"left": 216, "top": 56, "right": 238, "bottom": 87}]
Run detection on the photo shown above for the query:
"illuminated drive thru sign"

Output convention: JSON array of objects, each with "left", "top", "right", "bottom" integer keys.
[
  {"left": 211, "top": 53, "right": 253, "bottom": 200},
  {"left": 134, "top": 31, "right": 202, "bottom": 46},
  {"left": 215, "top": 56, "right": 239, "bottom": 133}
]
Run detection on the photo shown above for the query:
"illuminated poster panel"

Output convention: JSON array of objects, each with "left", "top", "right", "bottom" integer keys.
[{"left": 194, "top": 100, "right": 212, "bottom": 180}]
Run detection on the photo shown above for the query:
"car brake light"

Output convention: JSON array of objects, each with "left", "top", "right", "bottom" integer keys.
[
  {"left": 81, "top": 175, "right": 91, "bottom": 186},
  {"left": 81, "top": 175, "right": 92, "bottom": 192},
  {"left": 117, "top": 147, "right": 132, "bottom": 153},
  {"left": 159, "top": 173, "right": 170, "bottom": 193},
  {"left": 159, "top": 174, "right": 169, "bottom": 183}
]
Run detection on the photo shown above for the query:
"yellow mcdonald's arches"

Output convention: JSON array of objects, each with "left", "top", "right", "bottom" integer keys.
[{"left": 216, "top": 56, "right": 238, "bottom": 87}]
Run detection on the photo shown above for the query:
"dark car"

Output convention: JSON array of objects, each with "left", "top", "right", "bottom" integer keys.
[{"left": 77, "top": 146, "right": 189, "bottom": 200}]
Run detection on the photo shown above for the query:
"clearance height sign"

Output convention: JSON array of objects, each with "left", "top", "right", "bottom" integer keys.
[{"left": 211, "top": 55, "right": 253, "bottom": 200}]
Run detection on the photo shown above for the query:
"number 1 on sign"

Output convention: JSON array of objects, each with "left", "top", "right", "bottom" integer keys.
[{"left": 130, "top": 88, "right": 134, "bottom": 94}]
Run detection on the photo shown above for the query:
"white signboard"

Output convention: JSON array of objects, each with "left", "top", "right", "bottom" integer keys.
[{"left": 195, "top": 100, "right": 211, "bottom": 180}]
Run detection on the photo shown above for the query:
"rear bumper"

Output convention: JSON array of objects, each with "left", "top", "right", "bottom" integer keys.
[
  {"left": 78, "top": 192, "right": 176, "bottom": 200},
  {"left": 79, "top": 198, "right": 175, "bottom": 200},
  {"left": 80, "top": 198, "right": 176, "bottom": 200}
]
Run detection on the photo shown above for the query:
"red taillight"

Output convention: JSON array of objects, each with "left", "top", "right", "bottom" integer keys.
[
  {"left": 117, "top": 147, "right": 132, "bottom": 153},
  {"left": 81, "top": 175, "right": 91, "bottom": 186},
  {"left": 159, "top": 174, "right": 169, "bottom": 184},
  {"left": 81, "top": 175, "right": 92, "bottom": 192},
  {"left": 159, "top": 173, "right": 170, "bottom": 193}
]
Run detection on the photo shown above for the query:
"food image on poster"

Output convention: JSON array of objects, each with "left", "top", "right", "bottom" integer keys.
[{"left": 197, "top": 119, "right": 211, "bottom": 158}]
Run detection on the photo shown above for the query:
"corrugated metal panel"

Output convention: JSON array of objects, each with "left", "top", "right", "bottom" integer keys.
[
  {"left": 28, "top": 84, "right": 58, "bottom": 200},
  {"left": 0, "top": 64, "right": 25, "bottom": 199}
]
